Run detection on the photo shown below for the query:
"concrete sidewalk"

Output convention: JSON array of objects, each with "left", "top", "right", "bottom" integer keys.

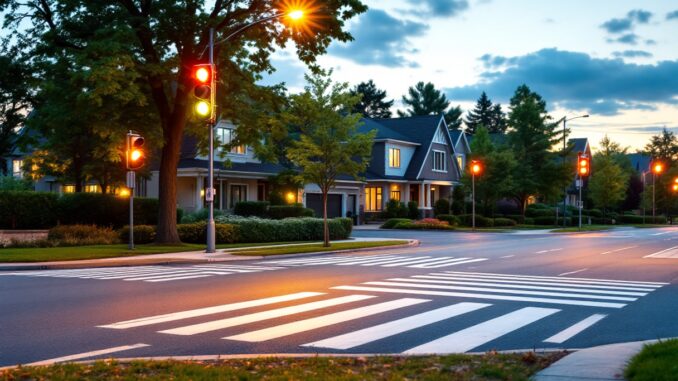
[
  {"left": 0, "top": 237, "right": 415, "bottom": 271},
  {"left": 534, "top": 339, "right": 662, "bottom": 381}
]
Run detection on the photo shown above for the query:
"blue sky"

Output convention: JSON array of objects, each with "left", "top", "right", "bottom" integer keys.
[{"left": 264, "top": 0, "right": 678, "bottom": 150}]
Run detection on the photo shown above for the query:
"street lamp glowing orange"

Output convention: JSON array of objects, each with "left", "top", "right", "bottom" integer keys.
[
  {"left": 653, "top": 162, "right": 664, "bottom": 174},
  {"left": 471, "top": 161, "right": 482, "bottom": 175},
  {"left": 288, "top": 9, "right": 304, "bottom": 20}
]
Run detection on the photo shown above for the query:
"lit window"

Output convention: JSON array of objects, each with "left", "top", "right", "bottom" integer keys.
[
  {"left": 12, "top": 159, "right": 23, "bottom": 177},
  {"left": 390, "top": 190, "right": 401, "bottom": 201},
  {"left": 456, "top": 155, "right": 464, "bottom": 171},
  {"left": 433, "top": 151, "right": 447, "bottom": 172},
  {"left": 84, "top": 184, "right": 100, "bottom": 193},
  {"left": 217, "top": 127, "right": 247, "bottom": 155},
  {"left": 365, "top": 187, "right": 383, "bottom": 211},
  {"left": 388, "top": 148, "right": 400, "bottom": 168},
  {"left": 62, "top": 185, "right": 75, "bottom": 193}
]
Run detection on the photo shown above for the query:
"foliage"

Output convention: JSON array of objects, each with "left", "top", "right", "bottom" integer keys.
[
  {"left": 506, "top": 85, "right": 571, "bottom": 213},
  {"left": 177, "top": 222, "right": 240, "bottom": 244},
  {"left": 451, "top": 185, "right": 466, "bottom": 215},
  {"left": 268, "top": 204, "right": 315, "bottom": 219},
  {"left": 643, "top": 128, "right": 678, "bottom": 214},
  {"left": 433, "top": 199, "right": 450, "bottom": 216},
  {"left": 525, "top": 208, "right": 556, "bottom": 217},
  {"left": 351, "top": 80, "right": 394, "bottom": 118},
  {"left": 436, "top": 214, "right": 461, "bottom": 226},
  {"left": 0, "top": 176, "right": 33, "bottom": 191},
  {"left": 0, "top": 53, "right": 32, "bottom": 176},
  {"left": 493, "top": 217, "right": 517, "bottom": 227},
  {"left": 407, "top": 201, "right": 420, "bottom": 220},
  {"left": 464, "top": 92, "right": 507, "bottom": 134},
  {"left": 589, "top": 156, "right": 628, "bottom": 214},
  {"left": 380, "top": 218, "right": 412, "bottom": 229},
  {"left": 233, "top": 201, "right": 270, "bottom": 218},
  {"left": 620, "top": 215, "right": 667, "bottom": 224},
  {"left": 457, "top": 214, "right": 495, "bottom": 227},
  {"left": 48, "top": 225, "right": 120, "bottom": 246},
  {"left": 622, "top": 173, "right": 644, "bottom": 211},
  {"left": 385, "top": 199, "right": 408, "bottom": 219},
  {"left": 625, "top": 338, "right": 678, "bottom": 381},
  {"left": 0, "top": 191, "right": 59, "bottom": 229},
  {"left": 397, "top": 82, "right": 463, "bottom": 128},
  {"left": 284, "top": 71, "right": 374, "bottom": 246},
  {"left": 504, "top": 214, "right": 525, "bottom": 224},
  {"left": 180, "top": 208, "right": 226, "bottom": 224},
  {"left": 118, "top": 225, "right": 157, "bottom": 244},
  {"left": 394, "top": 219, "right": 455, "bottom": 230},
  {"left": 215, "top": 216, "right": 352, "bottom": 243}
]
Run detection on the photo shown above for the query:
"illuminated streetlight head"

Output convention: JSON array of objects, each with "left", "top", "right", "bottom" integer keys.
[
  {"left": 286, "top": 191, "right": 296, "bottom": 203},
  {"left": 288, "top": 9, "right": 304, "bottom": 20},
  {"left": 471, "top": 161, "right": 482, "bottom": 175},
  {"left": 653, "top": 163, "right": 664, "bottom": 174}
]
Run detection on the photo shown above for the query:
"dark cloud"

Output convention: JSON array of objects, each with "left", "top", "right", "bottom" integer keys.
[
  {"left": 601, "top": 18, "right": 633, "bottom": 33},
  {"left": 406, "top": 0, "right": 469, "bottom": 18},
  {"left": 607, "top": 33, "right": 639, "bottom": 45},
  {"left": 328, "top": 9, "right": 428, "bottom": 68},
  {"left": 627, "top": 9, "right": 652, "bottom": 23},
  {"left": 667, "top": 10, "right": 678, "bottom": 20},
  {"left": 601, "top": 10, "right": 653, "bottom": 43},
  {"left": 445, "top": 49, "right": 678, "bottom": 116},
  {"left": 612, "top": 50, "right": 653, "bottom": 58}
]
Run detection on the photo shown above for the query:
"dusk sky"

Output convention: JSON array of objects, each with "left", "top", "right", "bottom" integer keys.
[{"left": 263, "top": 0, "right": 678, "bottom": 151}]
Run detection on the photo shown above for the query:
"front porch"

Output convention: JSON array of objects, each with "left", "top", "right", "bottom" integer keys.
[{"left": 364, "top": 180, "right": 454, "bottom": 219}]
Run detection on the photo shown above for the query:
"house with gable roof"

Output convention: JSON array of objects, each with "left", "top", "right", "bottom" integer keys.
[{"left": 565, "top": 137, "right": 592, "bottom": 206}]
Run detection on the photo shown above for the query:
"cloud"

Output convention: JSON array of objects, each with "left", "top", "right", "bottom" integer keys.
[
  {"left": 328, "top": 9, "right": 428, "bottom": 68},
  {"left": 601, "top": 10, "right": 653, "bottom": 45},
  {"left": 406, "top": 0, "right": 469, "bottom": 18},
  {"left": 601, "top": 18, "right": 633, "bottom": 33},
  {"left": 612, "top": 50, "right": 653, "bottom": 58},
  {"left": 627, "top": 9, "right": 652, "bottom": 23},
  {"left": 445, "top": 48, "right": 678, "bottom": 116},
  {"left": 607, "top": 33, "right": 639, "bottom": 45},
  {"left": 667, "top": 10, "right": 678, "bottom": 20}
]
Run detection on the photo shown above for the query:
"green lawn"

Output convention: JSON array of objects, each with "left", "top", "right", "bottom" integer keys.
[
  {"left": 0, "top": 352, "right": 566, "bottom": 380},
  {"left": 233, "top": 240, "right": 408, "bottom": 256},
  {"left": 550, "top": 225, "right": 614, "bottom": 233},
  {"left": 625, "top": 339, "right": 678, "bottom": 381},
  {"left": 0, "top": 242, "right": 314, "bottom": 263}
]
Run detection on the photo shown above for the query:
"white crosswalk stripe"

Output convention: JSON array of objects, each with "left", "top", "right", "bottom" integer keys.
[
  {"left": 259, "top": 255, "right": 488, "bottom": 269},
  {"left": 543, "top": 314, "right": 607, "bottom": 344},
  {"left": 6, "top": 263, "right": 285, "bottom": 283}
]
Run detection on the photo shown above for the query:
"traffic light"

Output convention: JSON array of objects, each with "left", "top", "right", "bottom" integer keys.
[
  {"left": 577, "top": 152, "right": 590, "bottom": 177},
  {"left": 192, "top": 64, "right": 215, "bottom": 121},
  {"left": 470, "top": 160, "right": 482, "bottom": 176},
  {"left": 126, "top": 132, "right": 145, "bottom": 170}
]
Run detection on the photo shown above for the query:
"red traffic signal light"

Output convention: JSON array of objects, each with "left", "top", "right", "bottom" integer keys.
[
  {"left": 577, "top": 152, "right": 590, "bottom": 177},
  {"left": 192, "top": 64, "right": 215, "bottom": 120},
  {"left": 126, "top": 132, "right": 145, "bottom": 170},
  {"left": 470, "top": 160, "right": 482, "bottom": 175}
]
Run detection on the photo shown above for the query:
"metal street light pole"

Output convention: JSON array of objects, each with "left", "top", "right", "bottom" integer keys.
[
  {"left": 560, "top": 114, "right": 589, "bottom": 227},
  {"left": 472, "top": 171, "right": 476, "bottom": 231}
]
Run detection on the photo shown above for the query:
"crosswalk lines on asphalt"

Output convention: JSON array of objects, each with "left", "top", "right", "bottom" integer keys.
[
  {"left": 331, "top": 271, "right": 666, "bottom": 309},
  {"left": 259, "top": 254, "right": 488, "bottom": 269},
  {"left": 6, "top": 263, "right": 285, "bottom": 283}
]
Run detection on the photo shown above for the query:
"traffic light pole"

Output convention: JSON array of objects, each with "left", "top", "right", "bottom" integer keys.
[
  {"left": 578, "top": 175, "right": 582, "bottom": 230},
  {"left": 127, "top": 170, "right": 135, "bottom": 250},
  {"left": 472, "top": 172, "right": 476, "bottom": 231},
  {"left": 206, "top": 27, "right": 216, "bottom": 254}
]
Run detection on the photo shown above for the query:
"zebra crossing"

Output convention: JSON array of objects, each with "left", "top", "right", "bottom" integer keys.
[
  {"left": 5, "top": 264, "right": 284, "bottom": 283},
  {"left": 97, "top": 271, "right": 667, "bottom": 353},
  {"left": 259, "top": 254, "right": 488, "bottom": 269}
]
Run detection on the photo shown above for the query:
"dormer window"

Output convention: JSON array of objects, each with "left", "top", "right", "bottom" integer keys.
[
  {"left": 216, "top": 127, "right": 246, "bottom": 155},
  {"left": 388, "top": 148, "right": 400, "bottom": 168}
]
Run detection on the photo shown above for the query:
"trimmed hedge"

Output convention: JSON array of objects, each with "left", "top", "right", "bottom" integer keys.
[
  {"left": 436, "top": 214, "right": 460, "bottom": 226},
  {"left": 533, "top": 216, "right": 574, "bottom": 226},
  {"left": 504, "top": 214, "right": 525, "bottom": 224},
  {"left": 525, "top": 208, "right": 555, "bottom": 218},
  {"left": 433, "top": 199, "right": 450, "bottom": 216},
  {"left": 381, "top": 218, "right": 412, "bottom": 229},
  {"left": 48, "top": 224, "right": 120, "bottom": 246},
  {"left": 268, "top": 204, "right": 314, "bottom": 219},
  {"left": 493, "top": 218, "right": 517, "bottom": 227},
  {"left": 177, "top": 222, "right": 240, "bottom": 244},
  {"left": 457, "top": 214, "right": 494, "bottom": 227},
  {"left": 233, "top": 201, "right": 270, "bottom": 218},
  {"left": 393, "top": 222, "right": 455, "bottom": 230},
  {"left": 407, "top": 201, "right": 420, "bottom": 220},
  {"left": 0, "top": 191, "right": 59, "bottom": 229},
  {"left": 118, "top": 225, "right": 157, "bottom": 244},
  {"left": 215, "top": 216, "right": 352, "bottom": 243},
  {"left": 384, "top": 200, "right": 409, "bottom": 219}
]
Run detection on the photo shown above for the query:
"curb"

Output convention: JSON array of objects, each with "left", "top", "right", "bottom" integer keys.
[{"left": 0, "top": 240, "right": 417, "bottom": 272}]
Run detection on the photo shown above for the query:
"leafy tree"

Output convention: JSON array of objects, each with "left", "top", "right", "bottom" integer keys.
[
  {"left": 0, "top": 53, "right": 32, "bottom": 175},
  {"left": 643, "top": 128, "right": 678, "bottom": 214},
  {"left": 464, "top": 92, "right": 507, "bottom": 135},
  {"left": 451, "top": 185, "right": 466, "bottom": 215},
  {"left": 2, "top": 0, "right": 367, "bottom": 243},
  {"left": 589, "top": 154, "right": 628, "bottom": 216},
  {"left": 397, "top": 82, "right": 463, "bottom": 127},
  {"left": 506, "top": 85, "right": 571, "bottom": 214},
  {"left": 285, "top": 71, "right": 374, "bottom": 246},
  {"left": 621, "top": 172, "right": 643, "bottom": 211},
  {"left": 461, "top": 126, "right": 516, "bottom": 216},
  {"left": 351, "top": 80, "right": 393, "bottom": 118}
]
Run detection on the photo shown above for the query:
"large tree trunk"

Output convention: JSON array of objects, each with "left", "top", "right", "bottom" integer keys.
[
  {"left": 322, "top": 189, "right": 330, "bottom": 247},
  {"left": 155, "top": 116, "right": 184, "bottom": 244}
]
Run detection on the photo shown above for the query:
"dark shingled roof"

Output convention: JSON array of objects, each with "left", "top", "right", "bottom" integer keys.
[
  {"left": 568, "top": 138, "right": 589, "bottom": 154},
  {"left": 627, "top": 153, "right": 651, "bottom": 173}
]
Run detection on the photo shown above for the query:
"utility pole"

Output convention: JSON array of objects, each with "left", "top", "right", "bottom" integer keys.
[{"left": 206, "top": 27, "right": 216, "bottom": 253}]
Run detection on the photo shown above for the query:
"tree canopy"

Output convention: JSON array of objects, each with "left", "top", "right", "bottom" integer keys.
[
  {"left": 397, "top": 82, "right": 463, "bottom": 128},
  {"left": 464, "top": 92, "right": 507, "bottom": 135},
  {"left": 351, "top": 80, "right": 393, "bottom": 118}
]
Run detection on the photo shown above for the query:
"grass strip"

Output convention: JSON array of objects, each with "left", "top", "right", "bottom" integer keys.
[
  {"left": 0, "top": 352, "right": 567, "bottom": 381},
  {"left": 625, "top": 339, "right": 678, "bottom": 381},
  {"left": 0, "top": 242, "right": 313, "bottom": 263},
  {"left": 550, "top": 225, "right": 614, "bottom": 233},
  {"left": 233, "top": 240, "right": 408, "bottom": 256}
]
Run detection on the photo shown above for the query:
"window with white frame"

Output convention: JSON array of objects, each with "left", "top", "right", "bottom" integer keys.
[
  {"left": 216, "top": 127, "right": 246, "bottom": 155},
  {"left": 12, "top": 159, "right": 23, "bottom": 177},
  {"left": 432, "top": 150, "right": 447, "bottom": 172},
  {"left": 388, "top": 148, "right": 400, "bottom": 168}
]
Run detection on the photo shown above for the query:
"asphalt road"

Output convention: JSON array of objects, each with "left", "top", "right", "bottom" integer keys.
[{"left": 1, "top": 226, "right": 678, "bottom": 367}]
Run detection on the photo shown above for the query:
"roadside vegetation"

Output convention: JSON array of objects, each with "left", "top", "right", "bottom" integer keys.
[
  {"left": 0, "top": 352, "right": 567, "bottom": 381},
  {"left": 233, "top": 240, "right": 407, "bottom": 256},
  {"left": 625, "top": 339, "right": 678, "bottom": 381}
]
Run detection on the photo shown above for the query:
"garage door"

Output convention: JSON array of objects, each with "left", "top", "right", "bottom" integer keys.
[{"left": 306, "top": 194, "right": 343, "bottom": 218}]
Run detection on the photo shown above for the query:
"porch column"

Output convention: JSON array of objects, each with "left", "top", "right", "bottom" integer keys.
[
  {"left": 425, "top": 183, "right": 431, "bottom": 208},
  {"left": 219, "top": 179, "right": 224, "bottom": 210},
  {"left": 419, "top": 182, "right": 425, "bottom": 208},
  {"left": 404, "top": 183, "right": 410, "bottom": 203}
]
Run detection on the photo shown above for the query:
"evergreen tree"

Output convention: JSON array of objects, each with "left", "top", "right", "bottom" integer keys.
[
  {"left": 397, "top": 82, "right": 463, "bottom": 127},
  {"left": 464, "top": 92, "right": 507, "bottom": 135},
  {"left": 0, "top": 53, "right": 32, "bottom": 175},
  {"left": 351, "top": 80, "right": 393, "bottom": 118}
]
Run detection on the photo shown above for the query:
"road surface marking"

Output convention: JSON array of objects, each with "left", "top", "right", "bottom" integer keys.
[
  {"left": 501, "top": 255, "right": 515, "bottom": 258},
  {"left": 443, "top": 271, "right": 667, "bottom": 287},
  {"left": 362, "top": 281, "right": 637, "bottom": 301},
  {"left": 224, "top": 298, "right": 429, "bottom": 342},
  {"left": 98, "top": 292, "right": 324, "bottom": 329},
  {"left": 261, "top": 255, "right": 398, "bottom": 265},
  {"left": 123, "top": 271, "right": 226, "bottom": 281},
  {"left": 331, "top": 286, "right": 627, "bottom": 308},
  {"left": 543, "top": 314, "right": 607, "bottom": 343},
  {"left": 398, "top": 277, "right": 647, "bottom": 296},
  {"left": 24, "top": 343, "right": 150, "bottom": 366},
  {"left": 337, "top": 256, "right": 427, "bottom": 266},
  {"left": 424, "top": 274, "right": 656, "bottom": 292},
  {"left": 535, "top": 248, "right": 563, "bottom": 254},
  {"left": 558, "top": 269, "right": 589, "bottom": 276},
  {"left": 651, "top": 232, "right": 672, "bottom": 236},
  {"left": 159, "top": 294, "right": 375, "bottom": 336},
  {"left": 302, "top": 302, "right": 491, "bottom": 350},
  {"left": 644, "top": 246, "right": 678, "bottom": 259},
  {"left": 259, "top": 255, "right": 488, "bottom": 269},
  {"left": 145, "top": 274, "right": 214, "bottom": 282},
  {"left": 409, "top": 258, "right": 488, "bottom": 268},
  {"left": 358, "top": 257, "right": 439, "bottom": 266},
  {"left": 600, "top": 246, "right": 637, "bottom": 255},
  {"left": 403, "top": 307, "right": 560, "bottom": 354}
]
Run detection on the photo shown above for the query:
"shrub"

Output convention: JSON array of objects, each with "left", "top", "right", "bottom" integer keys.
[
  {"left": 180, "top": 208, "right": 226, "bottom": 223},
  {"left": 57, "top": 193, "right": 160, "bottom": 227},
  {"left": 118, "top": 225, "right": 156, "bottom": 244},
  {"left": 582, "top": 209, "right": 603, "bottom": 218},
  {"left": 394, "top": 221, "right": 455, "bottom": 230},
  {"left": 527, "top": 203, "right": 550, "bottom": 210},
  {"left": 524, "top": 217, "right": 535, "bottom": 225},
  {"left": 47, "top": 224, "right": 120, "bottom": 246},
  {"left": 457, "top": 214, "right": 494, "bottom": 227},
  {"left": 533, "top": 216, "right": 574, "bottom": 226},
  {"left": 233, "top": 201, "right": 270, "bottom": 218},
  {"left": 407, "top": 201, "right": 420, "bottom": 220},
  {"left": 268, "top": 204, "right": 314, "bottom": 219},
  {"left": 433, "top": 199, "right": 450, "bottom": 216},
  {"left": 493, "top": 218, "right": 517, "bottom": 227},
  {"left": 436, "top": 214, "right": 460, "bottom": 226},
  {"left": 525, "top": 208, "right": 556, "bottom": 218},
  {"left": 0, "top": 191, "right": 59, "bottom": 229},
  {"left": 385, "top": 199, "right": 408, "bottom": 219},
  {"left": 177, "top": 222, "right": 240, "bottom": 244},
  {"left": 505, "top": 214, "right": 525, "bottom": 224},
  {"left": 590, "top": 217, "right": 616, "bottom": 225},
  {"left": 214, "top": 216, "right": 351, "bottom": 243},
  {"left": 381, "top": 218, "right": 411, "bottom": 229},
  {"left": 451, "top": 185, "right": 465, "bottom": 215}
]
